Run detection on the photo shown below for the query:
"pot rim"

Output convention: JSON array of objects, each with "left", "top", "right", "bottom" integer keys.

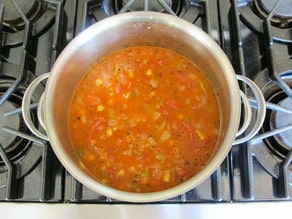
[{"left": 44, "top": 11, "right": 241, "bottom": 202}]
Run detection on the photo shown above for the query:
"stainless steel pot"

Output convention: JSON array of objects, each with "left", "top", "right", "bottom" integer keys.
[{"left": 22, "top": 11, "right": 266, "bottom": 202}]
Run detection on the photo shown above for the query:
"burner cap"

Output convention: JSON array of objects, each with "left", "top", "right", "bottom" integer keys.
[
  {"left": 262, "top": 76, "right": 292, "bottom": 159},
  {"left": 258, "top": 0, "right": 292, "bottom": 18},
  {"left": 0, "top": 0, "right": 46, "bottom": 32},
  {"left": 268, "top": 93, "right": 292, "bottom": 151},
  {"left": 252, "top": 0, "right": 292, "bottom": 28}
]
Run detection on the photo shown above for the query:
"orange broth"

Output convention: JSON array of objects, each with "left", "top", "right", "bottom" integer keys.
[{"left": 69, "top": 46, "right": 221, "bottom": 192}]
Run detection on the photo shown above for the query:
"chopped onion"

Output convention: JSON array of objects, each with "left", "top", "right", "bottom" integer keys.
[
  {"left": 160, "top": 130, "right": 171, "bottom": 141},
  {"left": 178, "top": 85, "right": 186, "bottom": 91},
  {"left": 134, "top": 88, "right": 141, "bottom": 96},
  {"left": 200, "top": 81, "right": 207, "bottom": 95},
  {"left": 149, "top": 79, "right": 158, "bottom": 88},
  {"left": 122, "top": 92, "right": 131, "bottom": 99},
  {"left": 119, "top": 73, "right": 127, "bottom": 85},
  {"left": 153, "top": 112, "right": 161, "bottom": 121},
  {"left": 157, "top": 121, "right": 166, "bottom": 132},
  {"left": 129, "top": 119, "right": 137, "bottom": 127},
  {"left": 81, "top": 115, "right": 87, "bottom": 124},
  {"left": 107, "top": 119, "right": 117, "bottom": 126},
  {"left": 148, "top": 136, "right": 157, "bottom": 145}
]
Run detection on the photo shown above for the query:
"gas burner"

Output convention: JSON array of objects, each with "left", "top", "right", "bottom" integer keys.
[
  {"left": 0, "top": 0, "right": 46, "bottom": 33},
  {"left": 269, "top": 94, "right": 292, "bottom": 152},
  {"left": 251, "top": 0, "right": 292, "bottom": 28},
  {"left": 260, "top": 75, "right": 292, "bottom": 159},
  {"left": 238, "top": 0, "right": 292, "bottom": 43},
  {"left": 258, "top": 0, "right": 292, "bottom": 18},
  {"left": 0, "top": 63, "right": 44, "bottom": 177},
  {"left": 247, "top": 71, "right": 292, "bottom": 179},
  {"left": 117, "top": 0, "right": 181, "bottom": 14},
  {"left": 0, "top": 0, "right": 58, "bottom": 46},
  {"left": 263, "top": 92, "right": 292, "bottom": 159}
]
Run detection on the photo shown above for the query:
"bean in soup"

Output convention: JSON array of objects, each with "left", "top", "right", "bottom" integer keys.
[{"left": 69, "top": 46, "right": 221, "bottom": 192}]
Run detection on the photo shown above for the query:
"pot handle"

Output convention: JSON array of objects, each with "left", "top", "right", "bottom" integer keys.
[
  {"left": 22, "top": 73, "right": 50, "bottom": 141},
  {"left": 233, "top": 75, "right": 266, "bottom": 145}
]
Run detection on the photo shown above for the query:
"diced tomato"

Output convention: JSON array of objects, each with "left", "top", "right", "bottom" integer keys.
[
  {"left": 87, "top": 117, "right": 106, "bottom": 142},
  {"left": 85, "top": 95, "right": 100, "bottom": 106},
  {"left": 116, "top": 83, "right": 121, "bottom": 93},
  {"left": 166, "top": 99, "right": 178, "bottom": 109},
  {"left": 162, "top": 108, "right": 168, "bottom": 116},
  {"left": 157, "top": 59, "right": 164, "bottom": 66}
]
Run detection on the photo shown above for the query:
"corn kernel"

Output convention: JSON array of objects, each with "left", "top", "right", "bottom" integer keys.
[
  {"left": 97, "top": 104, "right": 105, "bottom": 112},
  {"left": 163, "top": 170, "right": 171, "bottom": 182},
  {"left": 81, "top": 115, "right": 86, "bottom": 124},
  {"left": 118, "top": 169, "right": 125, "bottom": 176},
  {"left": 95, "top": 78, "right": 103, "bottom": 86},
  {"left": 128, "top": 70, "right": 134, "bottom": 78},
  {"left": 149, "top": 91, "right": 155, "bottom": 98},
  {"left": 146, "top": 69, "right": 152, "bottom": 76},
  {"left": 106, "top": 127, "right": 113, "bottom": 137}
]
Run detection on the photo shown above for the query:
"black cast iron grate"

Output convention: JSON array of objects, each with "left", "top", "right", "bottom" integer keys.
[
  {"left": 0, "top": 0, "right": 70, "bottom": 202},
  {"left": 224, "top": 0, "right": 292, "bottom": 201}
]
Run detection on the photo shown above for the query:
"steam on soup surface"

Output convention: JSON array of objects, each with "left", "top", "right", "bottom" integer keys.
[{"left": 69, "top": 46, "right": 221, "bottom": 192}]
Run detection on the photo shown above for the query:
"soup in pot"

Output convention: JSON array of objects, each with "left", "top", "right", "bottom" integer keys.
[{"left": 69, "top": 46, "right": 221, "bottom": 192}]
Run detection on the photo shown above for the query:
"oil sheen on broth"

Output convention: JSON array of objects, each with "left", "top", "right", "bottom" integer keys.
[{"left": 69, "top": 46, "right": 221, "bottom": 193}]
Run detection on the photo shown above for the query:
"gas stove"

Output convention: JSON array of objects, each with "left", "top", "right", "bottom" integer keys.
[{"left": 0, "top": 0, "right": 291, "bottom": 206}]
